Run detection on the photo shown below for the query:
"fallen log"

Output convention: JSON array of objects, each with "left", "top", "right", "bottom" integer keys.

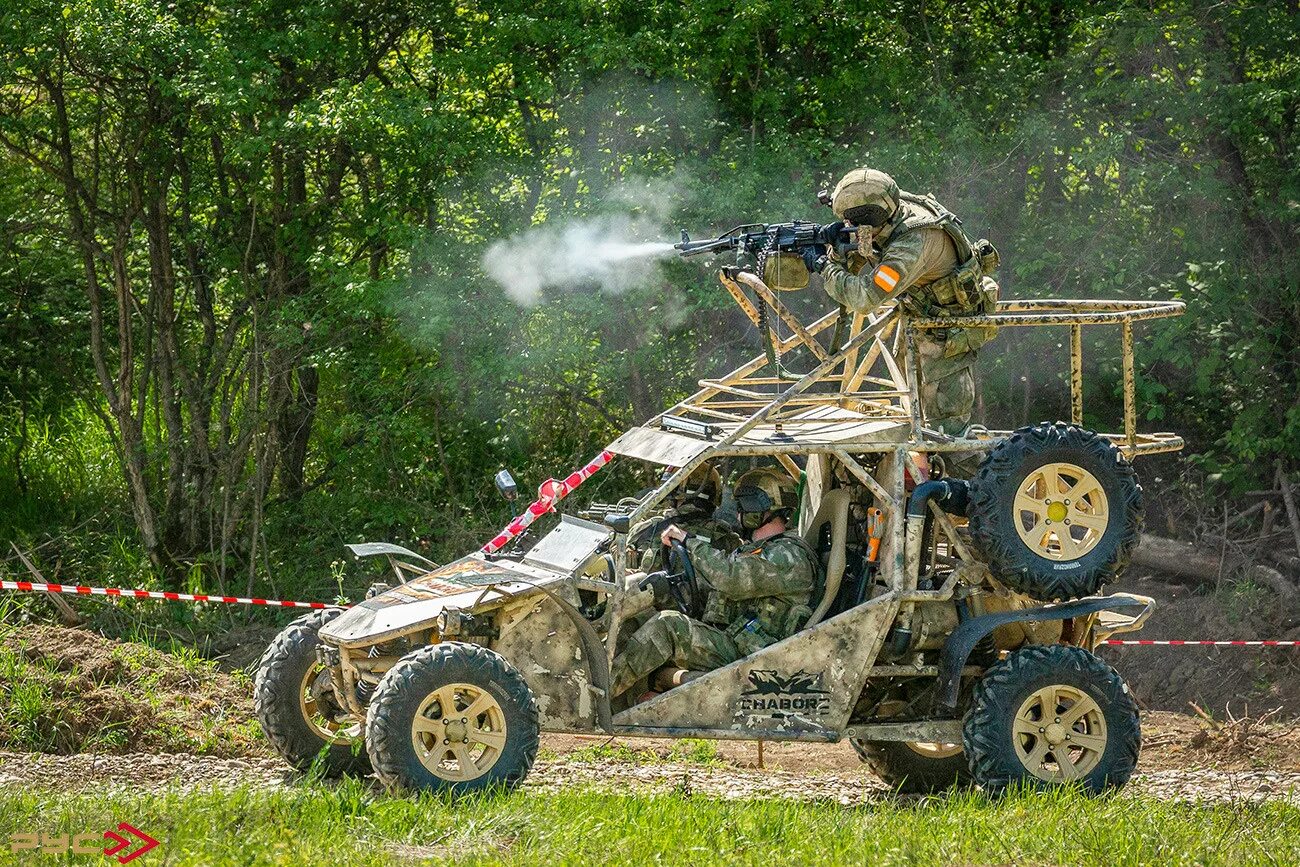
[{"left": 1130, "top": 534, "right": 1298, "bottom": 602}]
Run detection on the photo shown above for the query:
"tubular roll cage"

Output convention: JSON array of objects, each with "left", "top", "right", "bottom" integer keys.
[{"left": 612, "top": 272, "right": 1184, "bottom": 573}]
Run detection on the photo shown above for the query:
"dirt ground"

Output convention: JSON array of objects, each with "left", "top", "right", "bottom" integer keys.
[
  {"left": 3, "top": 720, "right": 1299, "bottom": 805},
  {"left": 5, "top": 572, "right": 1300, "bottom": 804},
  {"left": 0, "top": 624, "right": 259, "bottom": 756},
  {"left": 542, "top": 708, "right": 1300, "bottom": 776},
  {"left": 1103, "top": 569, "right": 1300, "bottom": 716}
]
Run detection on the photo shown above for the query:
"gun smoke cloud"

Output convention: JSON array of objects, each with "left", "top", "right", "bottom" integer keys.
[
  {"left": 481, "top": 175, "right": 689, "bottom": 306},
  {"left": 481, "top": 221, "right": 676, "bottom": 306}
]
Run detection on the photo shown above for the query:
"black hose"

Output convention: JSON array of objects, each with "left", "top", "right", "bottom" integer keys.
[{"left": 906, "top": 478, "right": 971, "bottom": 518}]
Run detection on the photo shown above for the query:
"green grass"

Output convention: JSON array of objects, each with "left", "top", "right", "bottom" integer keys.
[
  {"left": 0, "top": 780, "right": 1296, "bottom": 865},
  {"left": 540, "top": 737, "right": 722, "bottom": 767},
  {"left": 0, "top": 642, "right": 59, "bottom": 752}
]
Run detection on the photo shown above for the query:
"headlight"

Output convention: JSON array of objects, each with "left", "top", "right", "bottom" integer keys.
[{"left": 436, "top": 608, "right": 461, "bottom": 638}]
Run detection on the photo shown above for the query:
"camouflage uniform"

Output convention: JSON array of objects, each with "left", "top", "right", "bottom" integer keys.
[
  {"left": 628, "top": 464, "right": 736, "bottom": 573},
  {"left": 822, "top": 189, "right": 999, "bottom": 435},
  {"left": 610, "top": 532, "right": 820, "bottom": 697},
  {"left": 629, "top": 505, "right": 740, "bottom": 574}
]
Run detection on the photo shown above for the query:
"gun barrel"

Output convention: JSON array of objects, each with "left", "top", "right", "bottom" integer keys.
[
  {"left": 675, "top": 221, "right": 855, "bottom": 258},
  {"left": 674, "top": 236, "right": 735, "bottom": 257}
]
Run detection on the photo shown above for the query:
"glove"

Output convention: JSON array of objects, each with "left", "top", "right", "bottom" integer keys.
[
  {"left": 801, "top": 247, "right": 827, "bottom": 274},
  {"left": 638, "top": 570, "right": 673, "bottom": 609}
]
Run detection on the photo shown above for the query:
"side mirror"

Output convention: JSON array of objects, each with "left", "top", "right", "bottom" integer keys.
[{"left": 494, "top": 470, "right": 518, "bottom": 501}]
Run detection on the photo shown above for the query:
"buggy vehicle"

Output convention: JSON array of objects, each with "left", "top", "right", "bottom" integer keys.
[{"left": 255, "top": 262, "right": 1183, "bottom": 795}]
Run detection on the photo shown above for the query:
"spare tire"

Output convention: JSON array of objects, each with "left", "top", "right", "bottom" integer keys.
[{"left": 968, "top": 422, "right": 1142, "bottom": 601}]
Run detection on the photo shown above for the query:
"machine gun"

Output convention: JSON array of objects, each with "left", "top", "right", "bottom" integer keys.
[
  {"left": 577, "top": 501, "right": 638, "bottom": 532},
  {"left": 676, "top": 220, "right": 858, "bottom": 380},
  {"left": 674, "top": 220, "right": 856, "bottom": 260}
]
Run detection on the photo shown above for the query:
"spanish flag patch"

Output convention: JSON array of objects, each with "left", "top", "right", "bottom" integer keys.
[{"left": 873, "top": 265, "right": 900, "bottom": 293}]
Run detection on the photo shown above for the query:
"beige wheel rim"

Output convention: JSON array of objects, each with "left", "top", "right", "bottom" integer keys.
[
  {"left": 298, "top": 665, "right": 353, "bottom": 745},
  {"left": 904, "top": 741, "right": 964, "bottom": 759},
  {"left": 1012, "top": 685, "right": 1107, "bottom": 782},
  {"left": 411, "top": 683, "right": 508, "bottom": 782},
  {"left": 878, "top": 700, "right": 962, "bottom": 758},
  {"left": 1013, "top": 462, "right": 1109, "bottom": 560}
]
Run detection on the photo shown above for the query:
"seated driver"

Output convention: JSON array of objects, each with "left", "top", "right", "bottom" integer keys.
[
  {"left": 610, "top": 468, "right": 821, "bottom": 700},
  {"left": 629, "top": 463, "right": 739, "bottom": 574}
]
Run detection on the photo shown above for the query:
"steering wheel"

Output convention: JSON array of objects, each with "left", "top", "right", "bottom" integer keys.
[{"left": 665, "top": 538, "right": 703, "bottom": 619}]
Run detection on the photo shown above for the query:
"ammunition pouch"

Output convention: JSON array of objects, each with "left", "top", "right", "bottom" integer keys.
[
  {"left": 781, "top": 603, "right": 814, "bottom": 636},
  {"left": 976, "top": 239, "right": 999, "bottom": 276},
  {"left": 728, "top": 615, "right": 779, "bottom": 656},
  {"left": 940, "top": 277, "right": 1000, "bottom": 358},
  {"left": 941, "top": 325, "right": 995, "bottom": 358},
  {"left": 763, "top": 252, "right": 810, "bottom": 291}
]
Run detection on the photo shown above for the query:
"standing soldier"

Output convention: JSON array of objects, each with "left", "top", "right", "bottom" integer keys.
[
  {"left": 610, "top": 468, "right": 821, "bottom": 701},
  {"left": 804, "top": 168, "right": 1001, "bottom": 435}
]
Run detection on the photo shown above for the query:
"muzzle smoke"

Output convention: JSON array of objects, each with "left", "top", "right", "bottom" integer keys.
[{"left": 481, "top": 215, "right": 677, "bottom": 306}]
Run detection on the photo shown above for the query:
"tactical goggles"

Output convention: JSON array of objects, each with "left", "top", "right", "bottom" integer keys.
[
  {"left": 734, "top": 485, "right": 774, "bottom": 514},
  {"left": 842, "top": 203, "right": 892, "bottom": 228}
]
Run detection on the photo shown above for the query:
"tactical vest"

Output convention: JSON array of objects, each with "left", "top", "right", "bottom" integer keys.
[{"left": 887, "top": 192, "right": 1001, "bottom": 355}]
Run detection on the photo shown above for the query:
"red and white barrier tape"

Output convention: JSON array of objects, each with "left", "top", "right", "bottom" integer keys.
[
  {"left": 1, "top": 451, "right": 618, "bottom": 609},
  {"left": 1103, "top": 639, "right": 1299, "bottom": 646},
  {"left": 2, "top": 578, "right": 1298, "bottom": 645},
  {"left": 480, "top": 449, "right": 614, "bottom": 555},
  {"left": 0, "top": 579, "right": 336, "bottom": 609}
]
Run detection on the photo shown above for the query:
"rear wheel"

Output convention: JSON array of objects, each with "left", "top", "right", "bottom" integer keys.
[
  {"left": 963, "top": 644, "right": 1140, "bottom": 794},
  {"left": 254, "top": 609, "right": 370, "bottom": 776},
  {"left": 853, "top": 739, "right": 971, "bottom": 794},
  {"left": 969, "top": 422, "right": 1142, "bottom": 601},
  {"left": 852, "top": 698, "right": 971, "bottom": 793},
  {"left": 366, "top": 642, "right": 539, "bottom": 794}
]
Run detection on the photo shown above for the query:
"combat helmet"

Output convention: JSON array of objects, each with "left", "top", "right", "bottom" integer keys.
[
  {"left": 668, "top": 463, "right": 724, "bottom": 513},
  {"left": 733, "top": 467, "right": 797, "bottom": 530},
  {"left": 830, "top": 168, "right": 900, "bottom": 228}
]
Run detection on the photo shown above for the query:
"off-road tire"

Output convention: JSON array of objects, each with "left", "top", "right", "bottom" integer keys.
[
  {"left": 254, "top": 608, "right": 370, "bottom": 776},
  {"left": 968, "top": 422, "right": 1142, "bottom": 601},
  {"left": 963, "top": 644, "right": 1140, "bottom": 795},
  {"left": 366, "top": 642, "right": 539, "bottom": 795},
  {"left": 852, "top": 739, "right": 971, "bottom": 794}
]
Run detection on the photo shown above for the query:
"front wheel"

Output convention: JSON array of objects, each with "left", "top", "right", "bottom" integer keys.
[
  {"left": 963, "top": 644, "right": 1140, "bottom": 795},
  {"left": 365, "top": 642, "right": 539, "bottom": 794},
  {"left": 253, "top": 609, "right": 370, "bottom": 777}
]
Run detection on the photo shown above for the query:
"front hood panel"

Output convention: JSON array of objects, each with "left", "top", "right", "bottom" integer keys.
[{"left": 319, "top": 553, "right": 565, "bottom": 647}]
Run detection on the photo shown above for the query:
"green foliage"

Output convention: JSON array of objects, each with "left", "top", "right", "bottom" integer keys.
[{"left": 0, "top": 0, "right": 1296, "bottom": 619}]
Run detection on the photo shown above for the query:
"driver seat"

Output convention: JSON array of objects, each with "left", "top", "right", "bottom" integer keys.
[{"left": 800, "top": 488, "right": 850, "bottom": 629}]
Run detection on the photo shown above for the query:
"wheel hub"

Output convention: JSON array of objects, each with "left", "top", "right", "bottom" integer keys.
[
  {"left": 411, "top": 683, "right": 507, "bottom": 782},
  {"left": 1013, "top": 462, "right": 1110, "bottom": 561},
  {"left": 298, "top": 664, "right": 353, "bottom": 745},
  {"left": 1012, "top": 684, "right": 1107, "bottom": 782}
]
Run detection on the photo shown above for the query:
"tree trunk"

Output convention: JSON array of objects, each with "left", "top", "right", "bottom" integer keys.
[{"left": 1131, "top": 534, "right": 1298, "bottom": 603}]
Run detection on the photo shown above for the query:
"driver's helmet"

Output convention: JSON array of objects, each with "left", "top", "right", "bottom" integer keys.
[
  {"left": 830, "top": 168, "right": 900, "bottom": 229},
  {"left": 664, "top": 464, "right": 723, "bottom": 514},
  {"left": 733, "top": 468, "right": 797, "bottom": 530}
]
